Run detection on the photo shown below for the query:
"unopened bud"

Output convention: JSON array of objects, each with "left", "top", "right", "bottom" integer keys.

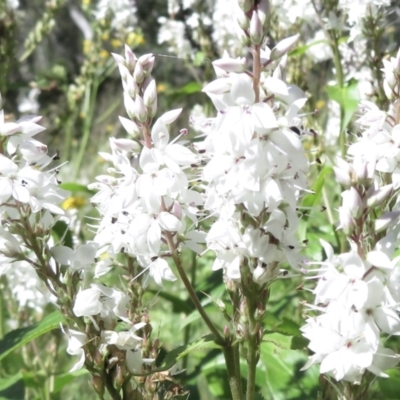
[
  {"left": 238, "top": 0, "right": 253, "bottom": 12},
  {"left": 270, "top": 34, "right": 300, "bottom": 61},
  {"left": 114, "top": 364, "right": 124, "bottom": 389},
  {"left": 91, "top": 375, "right": 104, "bottom": 396},
  {"left": 333, "top": 166, "right": 351, "bottom": 188},
  {"left": 124, "top": 44, "right": 137, "bottom": 72},
  {"left": 202, "top": 78, "right": 231, "bottom": 95},
  {"left": 0, "top": 228, "right": 22, "bottom": 258},
  {"left": 236, "top": 7, "right": 249, "bottom": 30},
  {"left": 133, "top": 61, "right": 145, "bottom": 84},
  {"left": 375, "top": 211, "right": 400, "bottom": 233},
  {"left": 367, "top": 184, "right": 393, "bottom": 208},
  {"left": 250, "top": 11, "right": 264, "bottom": 45},
  {"left": 342, "top": 187, "right": 363, "bottom": 219},
  {"left": 212, "top": 58, "right": 246, "bottom": 73},
  {"left": 119, "top": 116, "right": 141, "bottom": 137},
  {"left": 257, "top": 0, "right": 270, "bottom": 27},
  {"left": 110, "top": 138, "right": 141, "bottom": 154},
  {"left": 123, "top": 93, "right": 136, "bottom": 120},
  {"left": 236, "top": 25, "right": 251, "bottom": 46},
  {"left": 123, "top": 74, "right": 138, "bottom": 98},
  {"left": 143, "top": 79, "right": 157, "bottom": 107},
  {"left": 134, "top": 95, "right": 148, "bottom": 123},
  {"left": 138, "top": 53, "right": 155, "bottom": 75},
  {"left": 224, "top": 325, "right": 231, "bottom": 338},
  {"left": 339, "top": 205, "right": 354, "bottom": 235},
  {"left": 111, "top": 52, "right": 126, "bottom": 67}
]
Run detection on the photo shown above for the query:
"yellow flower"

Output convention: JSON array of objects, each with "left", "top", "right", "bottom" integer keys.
[
  {"left": 111, "top": 39, "right": 123, "bottom": 49},
  {"left": 83, "top": 39, "right": 92, "bottom": 55},
  {"left": 62, "top": 196, "right": 87, "bottom": 210},
  {"left": 99, "top": 50, "right": 109, "bottom": 59},
  {"left": 315, "top": 100, "right": 325, "bottom": 110},
  {"left": 126, "top": 32, "right": 145, "bottom": 47},
  {"left": 156, "top": 83, "right": 167, "bottom": 93}
]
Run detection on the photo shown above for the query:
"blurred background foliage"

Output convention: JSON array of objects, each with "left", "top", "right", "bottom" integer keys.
[{"left": 1, "top": 0, "right": 400, "bottom": 399}]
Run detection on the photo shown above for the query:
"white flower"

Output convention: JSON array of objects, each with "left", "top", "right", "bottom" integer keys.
[
  {"left": 51, "top": 242, "right": 99, "bottom": 272},
  {"left": 66, "top": 330, "right": 87, "bottom": 372}
]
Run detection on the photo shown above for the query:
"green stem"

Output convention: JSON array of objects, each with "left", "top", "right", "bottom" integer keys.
[
  {"left": 164, "top": 231, "right": 223, "bottom": 345},
  {"left": 245, "top": 298, "right": 258, "bottom": 400},
  {"left": 182, "top": 251, "right": 198, "bottom": 373},
  {"left": 223, "top": 345, "right": 243, "bottom": 400}
]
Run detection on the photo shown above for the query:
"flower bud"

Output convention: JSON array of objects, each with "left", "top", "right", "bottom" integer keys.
[
  {"left": 338, "top": 205, "right": 355, "bottom": 235},
  {"left": 91, "top": 375, "right": 104, "bottom": 397},
  {"left": 119, "top": 116, "right": 141, "bottom": 137},
  {"left": 110, "top": 138, "right": 141, "bottom": 154},
  {"left": 170, "top": 201, "right": 182, "bottom": 220},
  {"left": 0, "top": 228, "right": 22, "bottom": 258},
  {"left": 375, "top": 211, "right": 400, "bottom": 233},
  {"left": 134, "top": 95, "right": 148, "bottom": 123},
  {"left": 333, "top": 166, "right": 351, "bottom": 188},
  {"left": 111, "top": 52, "right": 126, "bottom": 67},
  {"left": 133, "top": 61, "right": 145, "bottom": 84},
  {"left": 123, "top": 93, "right": 136, "bottom": 120},
  {"left": 367, "top": 184, "right": 393, "bottom": 208},
  {"left": 270, "top": 34, "right": 300, "bottom": 61},
  {"left": 257, "top": 0, "right": 270, "bottom": 27},
  {"left": 138, "top": 53, "right": 155, "bottom": 75},
  {"left": 236, "top": 7, "right": 249, "bottom": 30},
  {"left": 238, "top": 0, "right": 253, "bottom": 12},
  {"left": 236, "top": 25, "right": 251, "bottom": 46},
  {"left": 123, "top": 74, "right": 138, "bottom": 98},
  {"left": 342, "top": 187, "right": 363, "bottom": 219},
  {"left": 250, "top": 11, "right": 263, "bottom": 45},
  {"left": 224, "top": 325, "right": 231, "bottom": 338},
  {"left": 143, "top": 79, "right": 157, "bottom": 108},
  {"left": 212, "top": 57, "right": 246, "bottom": 73},
  {"left": 124, "top": 44, "right": 137, "bottom": 72}
]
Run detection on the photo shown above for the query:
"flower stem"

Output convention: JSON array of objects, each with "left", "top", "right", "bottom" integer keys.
[
  {"left": 164, "top": 231, "right": 224, "bottom": 345},
  {"left": 223, "top": 344, "right": 244, "bottom": 400}
]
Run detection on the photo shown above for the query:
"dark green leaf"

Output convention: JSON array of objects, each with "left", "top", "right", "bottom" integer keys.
[
  {"left": 274, "top": 318, "right": 301, "bottom": 336},
  {"left": 0, "top": 375, "right": 24, "bottom": 400},
  {"left": 52, "top": 220, "right": 74, "bottom": 248},
  {"left": 0, "top": 311, "right": 64, "bottom": 362}
]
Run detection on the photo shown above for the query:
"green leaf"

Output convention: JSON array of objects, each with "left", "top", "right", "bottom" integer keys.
[
  {"left": 53, "top": 370, "right": 89, "bottom": 394},
  {"left": 326, "top": 79, "right": 360, "bottom": 133},
  {"left": 274, "top": 318, "right": 301, "bottom": 336},
  {"left": 59, "top": 182, "right": 94, "bottom": 194},
  {"left": 291, "top": 336, "right": 309, "bottom": 350},
  {"left": 301, "top": 166, "right": 333, "bottom": 209},
  {"left": 378, "top": 369, "right": 400, "bottom": 399},
  {"left": 0, "top": 311, "right": 64, "bottom": 362},
  {"left": 289, "top": 39, "right": 328, "bottom": 57},
  {"left": 52, "top": 220, "right": 74, "bottom": 248},
  {"left": 0, "top": 375, "right": 24, "bottom": 400},
  {"left": 136, "top": 335, "right": 221, "bottom": 377},
  {"left": 0, "top": 374, "right": 23, "bottom": 392},
  {"left": 173, "top": 82, "right": 202, "bottom": 95},
  {"left": 146, "top": 290, "right": 193, "bottom": 314}
]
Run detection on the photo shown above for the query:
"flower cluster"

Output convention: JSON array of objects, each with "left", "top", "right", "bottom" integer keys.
[
  {"left": 301, "top": 240, "right": 399, "bottom": 383},
  {"left": 0, "top": 105, "right": 67, "bottom": 307},
  {"left": 196, "top": 38, "right": 310, "bottom": 283},
  {"left": 89, "top": 46, "right": 204, "bottom": 287},
  {"left": 302, "top": 48, "right": 400, "bottom": 383}
]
